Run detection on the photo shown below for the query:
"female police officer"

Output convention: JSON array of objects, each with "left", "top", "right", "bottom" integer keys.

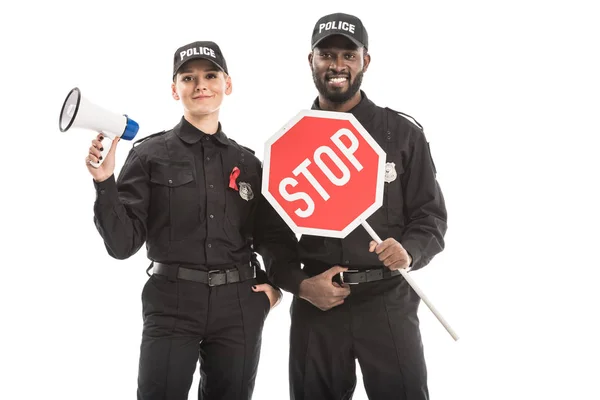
[{"left": 84, "top": 40, "right": 299, "bottom": 400}]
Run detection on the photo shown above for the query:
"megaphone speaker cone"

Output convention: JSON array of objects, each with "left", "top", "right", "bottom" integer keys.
[{"left": 59, "top": 87, "right": 81, "bottom": 132}]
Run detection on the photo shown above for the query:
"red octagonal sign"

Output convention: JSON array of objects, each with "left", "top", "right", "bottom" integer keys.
[{"left": 262, "top": 110, "right": 386, "bottom": 238}]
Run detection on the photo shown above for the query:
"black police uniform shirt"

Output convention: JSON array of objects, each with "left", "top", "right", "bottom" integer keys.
[
  {"left": 91, "top": 116, "right": 299, "bottom": 284},
  {"left": 270, "top": 91, "right": 448, "bottom": 296}
]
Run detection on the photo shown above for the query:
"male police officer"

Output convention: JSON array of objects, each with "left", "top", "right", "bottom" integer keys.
[
  {"left": 268, "top": 13, "right": 448, "bottom": 400},
  {"left": 85, "top": 40, "right": 299, "bottom": 400}
]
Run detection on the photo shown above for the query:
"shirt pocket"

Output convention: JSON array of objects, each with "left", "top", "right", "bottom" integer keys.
[
  {"left": 383, "top": 159, "right": 406, "bottom": 226},
  {"left": 149, "top": 160, "right": 199, "bottom": 241},
  {"left": 224, "top": 173, "right": 258, "bottom": 238}
]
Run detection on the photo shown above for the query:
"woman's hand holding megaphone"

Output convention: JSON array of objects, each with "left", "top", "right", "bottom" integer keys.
[{"left": 86, "top": 133, "right": 120, "bottom": 182}]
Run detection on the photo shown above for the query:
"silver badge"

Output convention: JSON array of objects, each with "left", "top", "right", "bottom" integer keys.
[
  {"left": 384, "top": 162, "right": 397, "bottom": 183},
  {"left": 239, "top": 182, "right": 254, "bottom": 201}
]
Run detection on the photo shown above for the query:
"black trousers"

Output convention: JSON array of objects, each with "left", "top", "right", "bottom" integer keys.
[
  {"left": 137, "top": 273, "right": 271, "bottom": 400},
  {"left": 289, "top": 277, "right": 428, "bottom": 400}
]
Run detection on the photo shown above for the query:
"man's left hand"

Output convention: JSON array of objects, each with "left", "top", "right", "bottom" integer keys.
[
  {"left": 369, "top": 238, "right": 412, "bottom": 271},
  {"left": 252, "top": 283, "right": 282, "bottom": 309}
]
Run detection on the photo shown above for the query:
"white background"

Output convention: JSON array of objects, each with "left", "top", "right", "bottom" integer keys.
[{"left": 1, "top": 0, "right": 599, "bottom": 399}]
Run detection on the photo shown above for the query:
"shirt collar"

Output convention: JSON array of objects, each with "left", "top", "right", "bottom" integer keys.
[
  {"left": 310, "top": 90, "right": 376, "bottom": 123},
  {"left": 174, "top": 116, "right": 230, "bottom": 146}
]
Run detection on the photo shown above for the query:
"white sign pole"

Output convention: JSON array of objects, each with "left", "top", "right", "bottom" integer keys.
[{"left": 360, "top": 220, "right": 459, "bottom": 341}]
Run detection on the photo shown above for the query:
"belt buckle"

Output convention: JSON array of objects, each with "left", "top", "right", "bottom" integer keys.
[
  {"left": 208, "top": 270, "right": 225, "bottom": 286},
  {"left": 340, "top": 269, "right": 359, "bottom": 285}
]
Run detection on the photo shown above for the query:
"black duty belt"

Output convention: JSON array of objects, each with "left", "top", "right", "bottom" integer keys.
[
  {"left": 340, "top": 267, "right": 402, "bottom": 284},
  {"left": 151, "top": 262, "right": 256, "bottom": 286}
]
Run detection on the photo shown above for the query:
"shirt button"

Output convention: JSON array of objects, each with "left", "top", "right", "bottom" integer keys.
[
  {"left": 209, "top": 214, "right": 214, "bottom": 219},
  {"left": 344, "top": 260, "right": 350, "bottom": 264},
  {"left": 206, "top": 156, "right": 210, "bottom": 161},
  {"left": 209, "top": 184, "right": 214, "bottom": 189},
  {"left": 207, "top": 243, "right": 212, "bottom": 248},
  {"left": 168, "top": 179, "right": 173, "bottom": 184},
  {"left": 99, "top": 189, "right": 105, "bottom": 195}
]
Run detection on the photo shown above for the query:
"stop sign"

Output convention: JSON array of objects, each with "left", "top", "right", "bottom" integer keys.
[{"left": 262, "top": 109, "right": 386, "bottom": 238}]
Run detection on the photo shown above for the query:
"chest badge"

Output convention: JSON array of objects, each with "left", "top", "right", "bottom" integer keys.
[
  {"left": 239, "top": 182, "right": 254, "bottom": 201},
  {"left": 384, "top": 162, "right": 397, "bottom": 183}
]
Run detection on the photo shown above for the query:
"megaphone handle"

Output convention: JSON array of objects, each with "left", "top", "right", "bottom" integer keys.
[{"left": 89, "top": 133, "right": 112, "bottom": 169}]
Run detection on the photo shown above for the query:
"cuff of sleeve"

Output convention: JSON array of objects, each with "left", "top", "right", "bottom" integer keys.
[
  {"left": 402, "top": 241, "right": 422, "bottom": 271},
  {"left": 256, "top": 268, "right": 284, "bottom": 296},
  {"left": 256, "top": 268, "right": 271, "bottom": 284},
  {"left": 93, "top": 175, "right": 119, "bottom": 205},
  {"left": 285, "top": 269, "right": 310, "bottom": 297}
]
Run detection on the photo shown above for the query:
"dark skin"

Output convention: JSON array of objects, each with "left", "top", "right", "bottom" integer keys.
[
  {"left": 299, "top": 35, "right": 412, "bottom": 312},
  {"left": 308, "top": 35, "right": 370, "bottom": 112}
]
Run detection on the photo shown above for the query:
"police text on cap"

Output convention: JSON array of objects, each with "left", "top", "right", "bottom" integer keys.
[
  {"left": 319, "top": 21, "right": 355, "bottom": 34},
  {"left": 180, "top": 46, "right": 216, "bottom": 61}
]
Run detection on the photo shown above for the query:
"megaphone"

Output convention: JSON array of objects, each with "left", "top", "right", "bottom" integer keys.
[{"left": 59, "top": 87, "right": 139, "bottom": 168}]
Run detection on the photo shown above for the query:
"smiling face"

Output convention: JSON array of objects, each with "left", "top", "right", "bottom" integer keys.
[
  {"left": 171, "top": 58, "right": 232, "bottom": 120},
  {"left": 309, "top": 35, "right": 370, "bottom": 109}
]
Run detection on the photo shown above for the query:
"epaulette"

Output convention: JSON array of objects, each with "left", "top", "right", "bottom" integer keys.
[
  {"left": 386, "top": 107, "right": 437, "bottom": 174},
  {"left": 241, "top": 145, "right": 256, "bottom": 155},
  {"left": 132, "top": 130, "right": 166, "bottom": 147},
  {"left": 385, "top": 107, "right": 425, "bottom": 133},
  {"left": 230, "top": 138, "right": 256, "bottom": 155}
]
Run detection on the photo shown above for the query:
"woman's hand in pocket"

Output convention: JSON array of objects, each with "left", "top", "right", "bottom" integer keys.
[{"left": 252, "top": 284, "right": 282, "bottom": 309}]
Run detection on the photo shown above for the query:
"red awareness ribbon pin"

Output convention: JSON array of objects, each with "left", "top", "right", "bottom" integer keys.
[{"left": 229, "top": 166, "right": 240, "bottom": 191}]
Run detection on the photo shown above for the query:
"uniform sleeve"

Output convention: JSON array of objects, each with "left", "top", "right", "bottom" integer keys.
[
  {"left": 252, "top": 191, "right": 307, "bottom": 296},
  {"left": 92, "top": 148, "right": 150, "bottom": 260},
  {"left": 400, "top": 128, "right": 448, "bottom": 270}
]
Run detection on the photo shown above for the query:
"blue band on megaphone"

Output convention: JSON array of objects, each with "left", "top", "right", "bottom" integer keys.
[{"left": 122, "top": 116, "right": 139, "bottom": 140}]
